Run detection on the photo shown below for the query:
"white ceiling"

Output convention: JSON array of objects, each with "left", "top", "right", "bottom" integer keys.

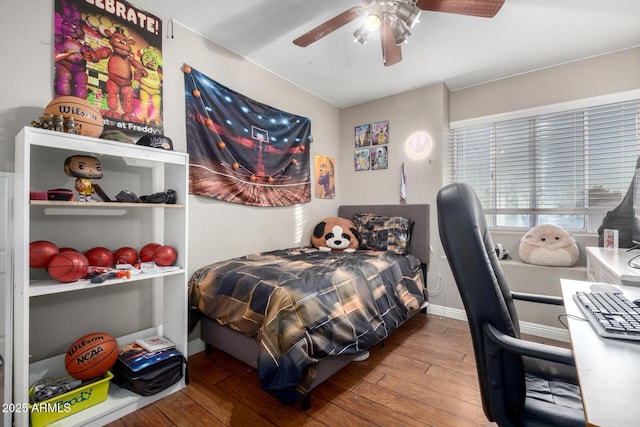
[{"left": 135, "top": 0, "right": 640, "bottom": 108}]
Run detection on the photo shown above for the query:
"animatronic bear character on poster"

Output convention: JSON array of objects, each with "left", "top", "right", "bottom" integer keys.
[{"left": 53, "top": 0, "right": 164, "bottom": 136}]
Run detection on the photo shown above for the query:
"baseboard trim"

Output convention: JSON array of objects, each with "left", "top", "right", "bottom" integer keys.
[
  {"left": 426, "top": 304, "right": 570, "bottom": 343},
  {"left": 188, "top": 338, "right": 206, "bottom": 356}
]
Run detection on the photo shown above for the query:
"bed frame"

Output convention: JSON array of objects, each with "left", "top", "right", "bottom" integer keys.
[{"left": 201, "top": 204, "right": 430, "bottom": 408}]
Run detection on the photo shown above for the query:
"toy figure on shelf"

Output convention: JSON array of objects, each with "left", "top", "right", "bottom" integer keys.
[{"left": 63, "top": 155, "right": 103, "bottom": 202}]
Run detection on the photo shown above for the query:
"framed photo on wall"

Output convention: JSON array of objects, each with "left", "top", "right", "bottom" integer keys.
[
  {"left": 354, "top": 148, "right": 370, "bottom": 171},
  {"left": 371, "top": 120, "right": 389, "bottom": 145},
  {"left": 371, "top": 145, "right": 388, "bottom": 170},
  {"left": 355, "top": 124, "right": 371, "bottom": 147}
]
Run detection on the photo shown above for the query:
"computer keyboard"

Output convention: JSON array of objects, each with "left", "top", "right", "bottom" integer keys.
[{"left": 573, "top": 290, "right": 640, "bottom": 341}]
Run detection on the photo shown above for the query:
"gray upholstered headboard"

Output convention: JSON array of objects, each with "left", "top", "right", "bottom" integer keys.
[{"left": 338, "top": 204, "right": 430, "bottom": 267}]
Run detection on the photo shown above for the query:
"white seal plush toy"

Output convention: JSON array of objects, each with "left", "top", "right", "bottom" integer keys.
[{"left": 519, "top": 224, "right": 579, "bottom": 267}]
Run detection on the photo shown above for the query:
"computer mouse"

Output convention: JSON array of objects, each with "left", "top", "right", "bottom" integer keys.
[{"left": 589, "top": 283, "right": 621, "bottom": 293}]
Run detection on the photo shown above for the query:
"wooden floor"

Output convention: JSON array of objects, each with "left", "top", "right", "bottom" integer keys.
[{"left": 105, "top": 314, "right": 568, "bottom": 427}]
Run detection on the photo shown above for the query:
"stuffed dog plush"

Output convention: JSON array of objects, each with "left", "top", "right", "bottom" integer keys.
[
  {"left": 312, "top": 217, "right": 361, "bottom": 252},
  {"left": 519, "top": 223, "right": 579, "bottom": 267}
]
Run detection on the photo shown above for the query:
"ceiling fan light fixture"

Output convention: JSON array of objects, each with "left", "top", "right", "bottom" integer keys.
[
  {"left": 363, "top": 13, "right": 382, "bottom": 31},
  {"left": 396, "top": 2, "right": 422, "bottom": 28},
  {"left": 353, "top": 25, "right": 372, "bottom": 44},
  {"left": 391, "top": 19, "right": 411, "bottom": 45}
]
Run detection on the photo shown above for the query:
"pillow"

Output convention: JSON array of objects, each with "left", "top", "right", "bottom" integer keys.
[
  {"left": 519, "top": 224, "right": 579, "bottom": 267},
  {"left": 352, "top": 213, "right": 414, "bottom": 254}
]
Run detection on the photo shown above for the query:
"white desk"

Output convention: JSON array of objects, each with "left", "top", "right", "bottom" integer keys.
[
  {"left": 586, "top": 246, "right": 640, "bottom": 285},
  {"left": 561, "top": 279, "right": 640, "bottom": 427}
]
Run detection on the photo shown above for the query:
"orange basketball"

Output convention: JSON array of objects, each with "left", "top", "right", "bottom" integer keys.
[
  {"left": 29, "top": 240, "right": 59, "bottom": 268},
  {"left": 65, "top": 332, "right": 118, "bottom": 380},
  {"left": 44, "top": 96, "right": 104, "bottom": 137},
  {"left": 139, "top": 242, "right": 161, "bottom": 262},
  {"left": 113, "top": 246, "right": 138, "bottom": 264},
  {"left": 47, "top": 251, "right": 89, "bottom": 283},
  {"left": 153, "top": 245, "right": 177, "bottom": 266},
  {"left": 85, "top": 246, "right": 114, "bottom": 267}
]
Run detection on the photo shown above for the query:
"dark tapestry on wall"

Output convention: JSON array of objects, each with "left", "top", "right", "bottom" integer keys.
[{"left": 183, "top": 65, "right": 312, "bottom": 207}]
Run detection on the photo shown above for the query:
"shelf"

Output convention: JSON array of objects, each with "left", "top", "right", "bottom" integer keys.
[
  {"left": 31, "top": 201, "right": 185, "bottom": 208},
  {"left": 32, "top": 200, "right": 185, "bottom": 216},
  {"left": 29, "top": 269, "right": 185, "bottom": 297},
  {"left": 29, "top": 327, "right": 185, "bottom": 427},
  {"left": 25, "top": 128, "right": 187, "bottom": 166},
  {"left": 14, "top": 126, "right": 189, "bottom": 426}
]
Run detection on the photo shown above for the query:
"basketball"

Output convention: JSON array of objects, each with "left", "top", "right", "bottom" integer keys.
[
  {"left": 44, "top": 96, "right": 104, "bottom": 137},
  {"left": 59, "top": 247, "right": 78, "bottom": 253},
  {"left": 139, "top": 242, "right": 161, "bottom": 262},
  {"left": 85, "top": 246, "right": 114, "bottom": 267},
  {"left": 113, "top": 246, "right": 138, "bottom": 265},
  {"left": 29, "top": 240, "right": 59, "bottom": 268},
  {"left": 65, "top": 332, "right": 118, "bottom": 380},
  {"left": 153, "top": 245, "right": 177, "bottom": 266},
  {"left": 47, "top": 251, "right": 89, "bottom": 283}
]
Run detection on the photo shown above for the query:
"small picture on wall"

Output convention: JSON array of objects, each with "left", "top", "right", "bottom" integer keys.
[
  {"left": 371, "top": 145, "right": 388, "bottom": 170},
  {"left": 371, "top": 120, "right": 389, "bottom": 145},
  {"left": 314, "top": 154, "right": 335, "bottom": 199},
  {"left": 355, "top": 124, "right": 371, "bottom": 147},
  {"left": 354, "top": 148, "right": 370, "bottom": 171}
]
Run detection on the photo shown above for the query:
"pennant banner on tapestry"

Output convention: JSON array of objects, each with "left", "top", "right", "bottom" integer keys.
[
  {"left": 53, "top": 0, "right": 164, "bottom": 138},
  {"left": 184, "top": 65, "right": 312, "bottom": 207}
]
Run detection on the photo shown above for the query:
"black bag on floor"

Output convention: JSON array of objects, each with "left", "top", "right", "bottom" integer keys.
[{"left": 112, "top": 348, "right": 189, "bottom": 396}]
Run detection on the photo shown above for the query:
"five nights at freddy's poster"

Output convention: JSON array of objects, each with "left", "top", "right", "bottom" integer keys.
[{"left": 53, "top": 0, "right": 163, "bottom": 138}]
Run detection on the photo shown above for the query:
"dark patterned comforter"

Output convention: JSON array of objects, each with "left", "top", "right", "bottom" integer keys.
[{"left": 188, "top": 247, "right": 426, "bottom": 403}]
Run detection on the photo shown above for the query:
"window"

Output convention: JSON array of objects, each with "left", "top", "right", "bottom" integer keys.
[{"left": 450, "top": 99, "right": 640, "bottom": 232}]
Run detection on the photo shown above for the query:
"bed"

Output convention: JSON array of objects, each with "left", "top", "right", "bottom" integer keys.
[{"left": 188, "top": 204, "right": 430, "bottom": 407}]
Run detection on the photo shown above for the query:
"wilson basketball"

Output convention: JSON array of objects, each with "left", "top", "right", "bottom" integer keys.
[
  {"left": 113, "top": 246, "right": 138, "bottom": 264},
  {"left": 85, "top": 246, "right": 114, "bottom": 267},
  {"left": 65, "top": 332, "right": 118, "bottom": 380},
  {"left": 139, "top": 242, "right": 161, "bottom": 262},
  {"left": 47, "top": 251, "right": 89, "bottom": 283},
  {"left": 44, "top": 96, "right": 104, "bottom": 137},
  {"left": 29, "top": 240, "right": 59, "bottom": 268},
  {"left": 153, "top": 245, "right": 177, "bottom": 266}
]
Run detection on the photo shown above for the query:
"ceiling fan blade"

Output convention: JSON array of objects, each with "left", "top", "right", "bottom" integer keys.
[
  {"left": 381, "top": 20, "right": 402, "bottom": 67},
  {"left": 416, "top": 0, "right": 505, "bottom": 18},
  {"left": 293, "top": 6, "right": 363, "bottom": 47}
]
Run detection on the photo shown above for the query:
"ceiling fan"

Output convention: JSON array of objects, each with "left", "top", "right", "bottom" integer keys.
[{"left": 293, "top": 0, "right": 505, "bottom": 66}]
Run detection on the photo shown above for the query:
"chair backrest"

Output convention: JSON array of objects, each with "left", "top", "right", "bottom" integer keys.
[{"left": 437, "top": 182, "right": 526, "bottom": 422}]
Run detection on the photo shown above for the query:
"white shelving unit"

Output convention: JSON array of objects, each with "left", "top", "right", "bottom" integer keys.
[{"left": 13, "top": 127, "right": 189, "bottom": 426}]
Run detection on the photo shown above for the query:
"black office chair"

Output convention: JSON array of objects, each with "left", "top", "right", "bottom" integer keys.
[{"left": 437, "top": 183, "right": 586, "bottom": 427}]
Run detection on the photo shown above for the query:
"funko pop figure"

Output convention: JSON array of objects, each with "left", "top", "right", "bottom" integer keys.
[{"left": 64, "top": 155, "right": 103, "bottom": 202}]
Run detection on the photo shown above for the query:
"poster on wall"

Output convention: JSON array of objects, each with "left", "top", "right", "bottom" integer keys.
[
  {"left": 371, "top": 145, "right": 388, "bottom": 170},
  {"left": 354, "top": 148, "right": 370, "bottom": 171},
  {"left": 315, "top": 155, "right": 335, "bottom": 199},
  {"left": 53, "top": 0, "right": 163, "bottom": 138},
  {"left": 355, "top": 124, "right": 371, "bottom": 147},
  {"left": 371, "top": 120, "right": 389, "bottom": 145},
  {"left": 184, "top": 65, "right": 312, "bottom": 207}
]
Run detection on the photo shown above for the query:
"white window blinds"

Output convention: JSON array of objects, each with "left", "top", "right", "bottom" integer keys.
[{"left": 450, "top": 99, "right": 640, "bottom": 231}]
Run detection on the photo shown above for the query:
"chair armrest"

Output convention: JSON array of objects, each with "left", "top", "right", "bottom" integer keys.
[
  {"left": 511, "top": 291, "right": 564, "bottom": 306},
  {"left": 483, "top": 323, "right": 575, "bottom": 366}
]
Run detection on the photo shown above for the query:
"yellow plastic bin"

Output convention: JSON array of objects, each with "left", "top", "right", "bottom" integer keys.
[{"left": 29, "top": 371, "right": 113, "bottom": 427}]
